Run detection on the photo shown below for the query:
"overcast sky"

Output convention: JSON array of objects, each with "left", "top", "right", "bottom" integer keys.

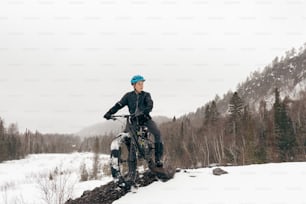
[{"left": 1, "top": 0, "right": 306, "bottom": 134}]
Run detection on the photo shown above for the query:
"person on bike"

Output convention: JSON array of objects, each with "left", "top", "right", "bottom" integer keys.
[{"left": 103, "top": 75, "right": 164, "bottom": 168}]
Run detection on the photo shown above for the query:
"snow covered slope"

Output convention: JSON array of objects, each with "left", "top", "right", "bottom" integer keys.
[
  {"left": 114, "top": 162, "right": 306, "bottom": 204},
  {"left": 192, "top": 50, "right": 306, "bottom": 119},
  {"left": 0, "top": 153, "right": 112, "bottom": 204}
]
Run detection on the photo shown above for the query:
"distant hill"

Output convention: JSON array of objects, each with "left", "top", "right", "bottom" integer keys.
[
  {"left": 190, "top": 45, "right": 306, "bottom": 121},
  {"left": 76, "top": 116, "right": 171, "bottom": 137}
]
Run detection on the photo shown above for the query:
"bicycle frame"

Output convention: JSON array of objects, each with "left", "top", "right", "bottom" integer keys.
[
  {"left": 110, "top": 114, "right": 154, "bottom": 185},
  {"left": 111, "top": 115, "right": 152, "bottom": 159}
]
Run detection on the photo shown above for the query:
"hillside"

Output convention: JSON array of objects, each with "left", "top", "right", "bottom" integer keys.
[
  {"left": 156, "top": 44, "right": 306, "bottom": 168},
  {"left": 192, "top": 46, "right": 306, "bottom": 119}
]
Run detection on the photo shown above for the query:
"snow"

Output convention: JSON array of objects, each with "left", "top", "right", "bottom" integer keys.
[
  {"left": 252, "top": 77, "right": 306, "bottom": 112},
  {"left": 0, "top": 153, "right": 112, "bottom": 204},
  {"left": 114, "top": 162, "right": 306, "bottom": 204},
  {"left": 1, "top": 154, "right": 306, "bottom": 204},
  {"left": 290, "top": 78, "right": 306, "bottom": 99}
]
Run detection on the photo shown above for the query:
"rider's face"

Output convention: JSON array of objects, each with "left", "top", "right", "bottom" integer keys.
[{"left": 133, "top": 81, "right": 144, "bottom": 93}]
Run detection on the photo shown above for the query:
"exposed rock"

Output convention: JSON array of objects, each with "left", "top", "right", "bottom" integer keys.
[
  {"left": 212, "top": 168, "right": 228, "bottom": 176},
  {"left": 65, "top": 171, "right": 159, "bottom": 204}
]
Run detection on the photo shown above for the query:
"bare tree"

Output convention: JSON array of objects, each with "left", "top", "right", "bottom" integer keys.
[
  {"left": 91, "top": 137, "right": 100, "bottom": 180},
  {"left": 36, "top": 165, "right": 76, "bottom": 204}
]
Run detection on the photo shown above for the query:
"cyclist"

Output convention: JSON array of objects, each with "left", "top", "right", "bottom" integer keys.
[{"left": 104, "top": 75, "right": 164, "bottom": 168}]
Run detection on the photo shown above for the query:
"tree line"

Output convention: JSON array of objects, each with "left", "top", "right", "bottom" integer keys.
[
  {"left": 1, "top": 88, "right": 306, "bottom": 169},
  {"left": 160, "top": 89, "right": 306, "bottom": 168},
  {"left": 0, "top": 124, "right": 80, "bottom": 162},
  {"left": 0, "top": 115, "right": 116, "bottom": 163}
]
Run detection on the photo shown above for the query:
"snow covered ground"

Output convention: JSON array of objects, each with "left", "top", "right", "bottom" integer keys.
[
  {"left": 0, "top": 153, "right": 112, "bottom": 204},
  {"left": 114, "top": 162, "right": 306, "bottom": 204},
  {"left": 1, "top": 154, "right": 306, "bottom": 204}
]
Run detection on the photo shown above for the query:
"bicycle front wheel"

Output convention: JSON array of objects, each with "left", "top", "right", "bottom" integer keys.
[{"left": 110, "top": 133, "right": 137, "bottom": 184}]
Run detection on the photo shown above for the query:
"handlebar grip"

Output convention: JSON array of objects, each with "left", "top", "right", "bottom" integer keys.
[{"left": 111, "top": 114, "right": 133, "bottom": 118}]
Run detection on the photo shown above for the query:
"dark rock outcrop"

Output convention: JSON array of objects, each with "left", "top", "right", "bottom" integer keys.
[
  {"left": 65, "top": 171, "right": 158, "bottom": 204},
  {"left": 212, "top": 168, "right": 228, "bottom": 176}
]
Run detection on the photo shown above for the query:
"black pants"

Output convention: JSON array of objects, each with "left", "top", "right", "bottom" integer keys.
[
  {"left": 143, "top": 119, "right": 163, "bottom": 143},
  {"left": 128, "top": 118, "right": 163, "bottom": 144}
]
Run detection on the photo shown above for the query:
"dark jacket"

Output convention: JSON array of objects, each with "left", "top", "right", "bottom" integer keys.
[{"left": 106, "top": 90, "right": 153, "bottom": 119}]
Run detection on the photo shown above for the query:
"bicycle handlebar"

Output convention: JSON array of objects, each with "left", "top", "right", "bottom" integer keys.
[
  {"left": 110, "top": 114, "right": 135, "bottom": 119},
  {"left": 111, "top": 114, "right": 132, "bottom": 117}
]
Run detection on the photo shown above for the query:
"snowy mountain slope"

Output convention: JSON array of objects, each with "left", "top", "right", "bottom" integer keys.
[
  {"left": 0, "top": 153, "right": 112, "bottom": 204},
  {"left": 236, "top": 52, "right": 306, "bottom": 110},
  {"left": 114, "top": 162, "right": 306, "bottom": 204},
  {"left": 236, "top": 55, "right": 306, "bottom": 111},
  {"left": 192, "top": 49, "right": 306, "bottom": 119}
]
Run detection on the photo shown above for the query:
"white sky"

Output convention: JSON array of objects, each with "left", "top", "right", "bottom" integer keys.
[{"left": 1, "top": 0, "right": 306, "bottom": 133}]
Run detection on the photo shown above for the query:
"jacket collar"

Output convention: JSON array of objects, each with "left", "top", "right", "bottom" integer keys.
[{"left": 133, "top": 90, "right": 144, "bottom": 95}]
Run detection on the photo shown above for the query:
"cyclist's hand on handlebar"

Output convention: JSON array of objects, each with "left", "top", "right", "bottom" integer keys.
[{"left": 103, "top": 112, "right": 112, "bottom": 120}]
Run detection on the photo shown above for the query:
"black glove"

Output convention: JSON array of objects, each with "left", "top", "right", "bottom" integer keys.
[{"left": 104, "top": 112, "right": 112, "bottom": 120}]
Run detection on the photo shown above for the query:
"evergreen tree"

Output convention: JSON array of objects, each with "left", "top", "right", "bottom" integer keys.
[
  {"left": 0, "top": 118, "right": 6, "bottom": 162},
  {"left": 229, "top": 92, "right": 244, "bottom": 145},
  {"left": 256, "top": 100, "right": 268, "bottom": 163},
  {"left": 0, "top": 117, "right": 4, "bottom": 136},
  {"left": 210, "top": 101, "right": 219, "bottom": 124},
  {"left": 172, "top": 116, "right": 176, "bottom": 122},
  {"left": 204, "top": 104, "right": 210, "bottom": 125},
  {"left": 274, "top": 89, "right": 297, "bottom": 161},
  {"left": 278, "top": 102, "right": 297, "bottom": 161},
  {"left": 229, "top": 92, "right": 244, "bottom": 122}
]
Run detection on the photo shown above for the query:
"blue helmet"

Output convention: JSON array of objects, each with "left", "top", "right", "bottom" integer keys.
[{"left": 130, "top": 75, "right": 145, "bottom": 85}]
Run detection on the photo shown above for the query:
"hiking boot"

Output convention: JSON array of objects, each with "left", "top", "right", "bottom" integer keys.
[
  {"left": 154, "top": 142, "right": 164, "bottom": 168},
  {"left": 156, "top": 160, "right": 163, "bottom": 168}
]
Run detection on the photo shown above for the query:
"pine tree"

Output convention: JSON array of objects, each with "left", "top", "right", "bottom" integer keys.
[
  {"left": 229, "top": 92, "right": 244, "bottom": 146},
  {"left": 229, "top": 92, "right": 244, "bottom": 121},
  {"left": 278, "top": 102, "right": 297, "bottom": 161},
  {"left": 172, "top": 116, "right": 176, "bottom": 122},
  {"left": 0, "top": 118, "right": 6, "bottom": 162},
  {"left": 274, "top": 89, "right": 297, "bottom": 161},
  {"left": 210, "top": 101, "right": 219, "bottom": 124},
  {"left": 204, "top": 104, "right": 210, "bottom": 125},
  {"left": 256, "top": 100, "right": 268, "bottom": 163}
]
